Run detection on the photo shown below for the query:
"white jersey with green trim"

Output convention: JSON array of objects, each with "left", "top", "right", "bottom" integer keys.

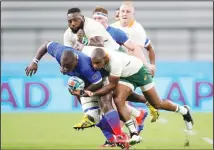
[
  {"left": 104, "top": 50, "right": 143, "bottom": 77},
  {"left": 110, "top": 20, "right": 147, "bottom": 48},
  {"left": 64, "top": 17, "right": 120, "bottom": 50}
]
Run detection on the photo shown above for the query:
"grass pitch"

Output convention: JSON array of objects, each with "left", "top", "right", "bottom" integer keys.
[{"left": 1, "top": 112, "right": 213, "bottom": 149}]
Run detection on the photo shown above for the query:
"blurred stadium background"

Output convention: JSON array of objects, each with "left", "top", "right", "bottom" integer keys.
[{"left": 1, "top": 1, "right": 213, "bottom": 149}]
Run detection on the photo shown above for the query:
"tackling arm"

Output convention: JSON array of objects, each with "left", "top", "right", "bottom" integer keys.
[{"left": 92, "top": 76, "right": 120, "bottom": 96}]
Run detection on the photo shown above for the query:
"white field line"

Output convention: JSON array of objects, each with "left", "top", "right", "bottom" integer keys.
[
  {"left": 157, "top": 117, "right": 168, "bottom": 124},
  {"left": 202, "top": 137, "right": 213, "bottom": 144}
]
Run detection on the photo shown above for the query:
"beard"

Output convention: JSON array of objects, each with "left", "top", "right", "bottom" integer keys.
[{"left": 70, "top": 21, "right": 84, "bottom": 34}]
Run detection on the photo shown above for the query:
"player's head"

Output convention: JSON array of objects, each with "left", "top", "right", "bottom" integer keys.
[
  {"left": 91, "top": 48, "right": 109, "bottom": 70},
  {"left": 119, "top": 3, "right": 135, "bottom": 25},
  {"left": 67, "top": 8, "right": 84, "bottom": 34},
  {"left": 92, "top": 6, "right": 108, "bottom": 27},
  {"left": 114, "top": 8, "right": 120, "bottom": 21},
  {"left": 60, "top": 50, "right": 78, "bottom": 74}
]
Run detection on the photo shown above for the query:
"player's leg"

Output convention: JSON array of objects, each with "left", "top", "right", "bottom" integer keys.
[
  {"left": 98, "top": 89, "right": 129, "bottom": 149},
  {"left": 113, "top": 82, "right": 142, "bottom": 145},
  {"left": 142, "top": 86, "right": 193, "bottom": 130},
  {"left": 125, "top": 103, "right": 148, "bottom": 134},
  {"left": 138, "top": 65, "right": 193, "bottom": 130},
  {"left": 73, "top": 96, "right": 96, "bottom": 130},
  {"left": 127, "top": 92, "right": 159, "bottom": 123}
]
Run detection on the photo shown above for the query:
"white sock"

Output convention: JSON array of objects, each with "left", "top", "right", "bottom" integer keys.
[
  {"left": 176, "top": 105, "right": 188, "bottom": 115},
  {"left": 126, "top": 104, "right": 141, "bottom": 117},
  {"left": 125, "top": 119, "right": 137, "bottom": 133}
]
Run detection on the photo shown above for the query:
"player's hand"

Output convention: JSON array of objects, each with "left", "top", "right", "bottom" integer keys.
[
  {"left": 84, "top": 90, "right": 94, "bottom": 97},
  {"left": 149, "top": 64, "right": 156, "bottom": 77},
  {"left": 146, "top": 64, "right": 156, "bottom": 76},
  {"left": 77, "top": 29, "right": 84, "bottom": 42},
  {"left": 68, "top": 88, "right": 81, "bottom": 96},
  {"left": 25, "top": 62, "right": 38, "bottom": 76}
]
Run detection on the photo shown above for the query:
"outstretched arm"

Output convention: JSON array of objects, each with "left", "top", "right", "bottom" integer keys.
[{"left": 25, "top": 41, "right": 49, "bottom": 76}]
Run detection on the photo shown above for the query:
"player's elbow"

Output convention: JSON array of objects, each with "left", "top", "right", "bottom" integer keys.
[{"left": 145, "top": 43, "right": 154, "bottom": 52}]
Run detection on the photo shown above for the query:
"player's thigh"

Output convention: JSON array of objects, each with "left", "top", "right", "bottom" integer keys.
[
  {"left": 80, "top": 96, "right": 99, "bottom": 111},
  {"left": 113, "top": 81, "right": 133, "bottom": 107},
  {"left": 141, "top": 86, "right": 161, "bottom": 106},
  {"left": 99, "top": 92, "right": 114, "bottom": 113}
]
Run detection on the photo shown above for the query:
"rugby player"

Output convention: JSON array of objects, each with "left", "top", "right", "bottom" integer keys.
[
  {"left": 25, "top": 41, "right": 129, "bottom": 149},
  {"left": 111, "top": 3, "right": 156, "bottom": 76},
  {"left": 114, "top": 8, "right": 120, "bottom": 21},
  {"left": 84, "top": 48, "right": 194, "bottom": 146}
]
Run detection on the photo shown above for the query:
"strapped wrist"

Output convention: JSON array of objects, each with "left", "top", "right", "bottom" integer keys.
[{"left": 33, "top": 58, "right": 39, "bottom": 64}]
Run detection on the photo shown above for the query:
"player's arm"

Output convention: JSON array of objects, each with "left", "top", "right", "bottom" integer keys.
[
  {"left": 92, "top": 75, "right": 119, "bottom": 96},
  {"left": 144, "top": 38, "right": 155, "bottom": 66},
  {"left": 85, "top": 58, "right": 122, "bottom": 97},
  {"left": 80, "top": 68, "right": 104, "bottom": 97},
  {"left": 88, "top": 36, "right": 104, "bottom": 47},
  {"left": 25, "top": 41, "right": 49, "bottom": 76}
]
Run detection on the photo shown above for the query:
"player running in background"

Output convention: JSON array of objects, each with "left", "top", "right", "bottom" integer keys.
[
  {"left": 114, "top": 8, "right": 120, "bottom": 21},
  {"left": 111, "top": 2, "right": 156, "bottom": 77},
  {"left": 25, "top": 41, "right": 129, "bottom": 149},
  {"left": 85, "top": 47, "right": 194, "bottom": 146}
]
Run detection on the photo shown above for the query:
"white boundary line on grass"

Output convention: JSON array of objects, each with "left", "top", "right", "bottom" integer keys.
[
  {"left": 202, "top": 137, "right": 213, "bottom": 145},
  {"left": 157, "top": 117, "right": 168, "bottom": 124}
]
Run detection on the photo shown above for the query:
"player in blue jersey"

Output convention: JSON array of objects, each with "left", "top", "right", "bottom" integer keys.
[{"left": 25, "top": 41, "right": 130, "bottom": 149}]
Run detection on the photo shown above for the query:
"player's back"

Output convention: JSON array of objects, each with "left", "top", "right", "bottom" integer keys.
[
  {"left": 83, "top": 17, "right": 120, "bottom": 51},
  {"left": 106, "top": 50, "right": 143, "bottom": 77},
  {"left": 47, "top": 41, "right": 90, "bottom": 65},
  {"left": 110, "top": 21, "right": 147, "bottom": 47}
]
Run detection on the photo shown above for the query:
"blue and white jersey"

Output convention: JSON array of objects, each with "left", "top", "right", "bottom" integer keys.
[{"left": 47, "top": 42, "right": 102, "bottom": 85}]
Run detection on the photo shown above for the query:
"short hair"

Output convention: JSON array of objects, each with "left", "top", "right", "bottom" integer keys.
[
  {"left": 67, "top": 8, "right": 81, "bottom": 15},
  {"left": 93, "top": 6, "right": 108, "bottom": 16},
  {"left": 120, "top": 3, "right": 134, "bottom": 13}
]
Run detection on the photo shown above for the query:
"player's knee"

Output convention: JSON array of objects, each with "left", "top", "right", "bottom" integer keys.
[{"left": 113, "top": 96, "right": 124, "bottom": 109}]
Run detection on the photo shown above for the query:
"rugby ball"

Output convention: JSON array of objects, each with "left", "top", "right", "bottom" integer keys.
[{"left": 68, "top": 76, "right": 85, "bottom": 90}]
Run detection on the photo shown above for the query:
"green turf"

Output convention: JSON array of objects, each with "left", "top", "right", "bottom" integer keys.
[{"left": 1, "top": 112, "right": 213, "bottom": 149}]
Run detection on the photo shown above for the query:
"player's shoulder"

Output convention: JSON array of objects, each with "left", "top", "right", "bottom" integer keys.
[
  {"left": 64, "top": 27, "right": 70, "bottom": 34},
  {"left": 85, "top": 17, "right": 102, "bottom": 27},
  {"left": 110, "top": 21, "right": 120, "bottom": 28},
  {"left": 132, "top": 21, "right": 145, "bottom": 30}
]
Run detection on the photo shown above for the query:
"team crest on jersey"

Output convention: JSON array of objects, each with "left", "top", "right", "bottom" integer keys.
[{"left": 92, "top": 74, "right": 99, "bottom": 80}]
